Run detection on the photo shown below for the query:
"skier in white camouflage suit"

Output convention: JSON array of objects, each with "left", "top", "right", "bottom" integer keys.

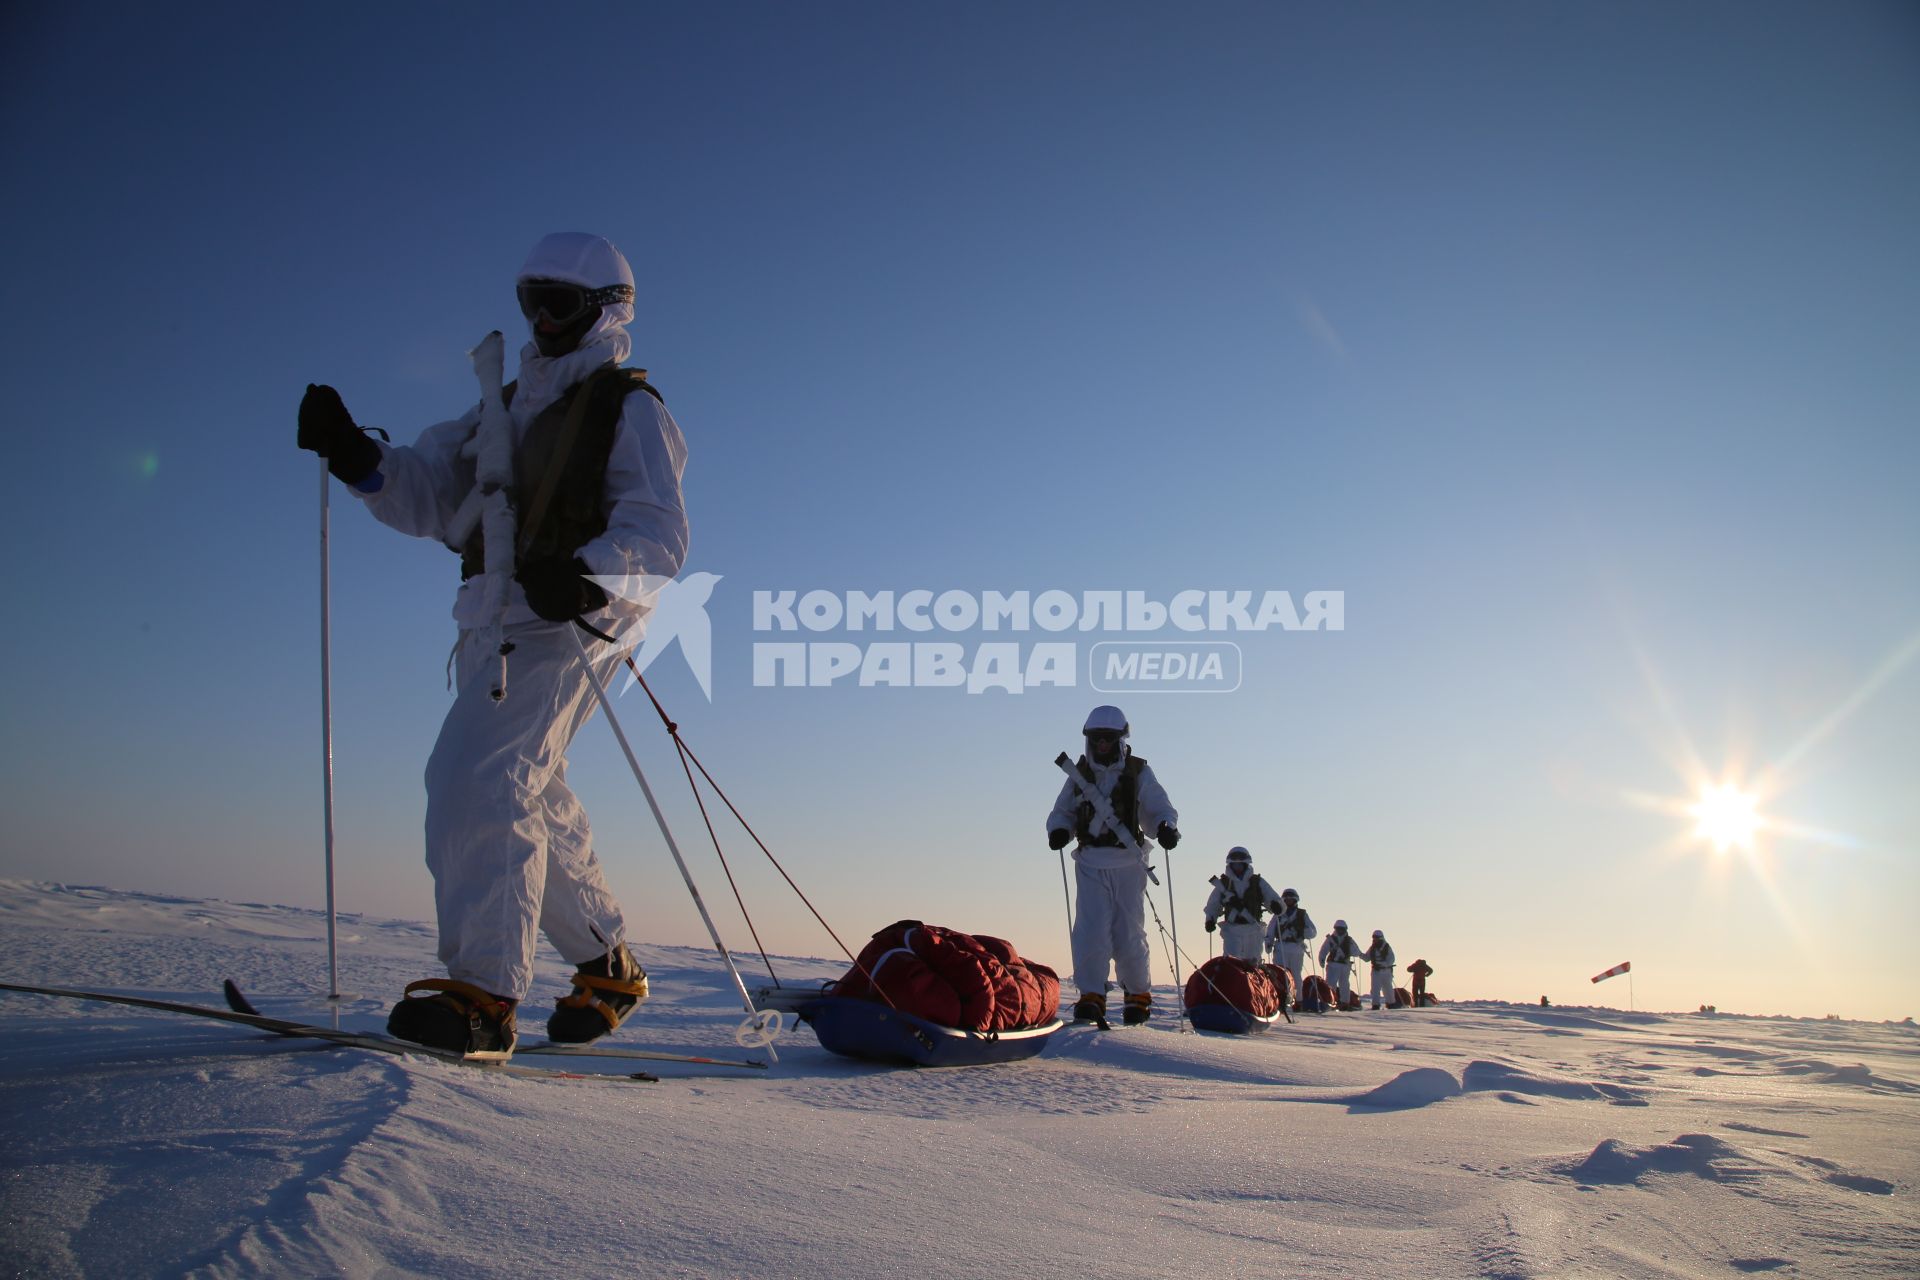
[
  {"left": 1046, "top": 705, "right": 1180, "bottom": 1026},
  {"left": 296, "top": 232, "right": 686, "bottom": 1055},
  {"left": 1364, "top": 928, "right": 1397, "bottom": 1010},
  {"left": 1263, "top": 886, "right": 1317, "bottom": 997},
  {"left": 1202, "top": 846, "right": 1283, "bottom": 965},
  {"left": 1319, "top": 919, "right": 1361, "bottom": 1009}
]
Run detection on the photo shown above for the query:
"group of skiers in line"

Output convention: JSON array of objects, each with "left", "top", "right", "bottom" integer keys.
[
  {"left": 1048, "top": 705, "right": 1432, "bottom": 1025},
  {"left": 308, "top": 234, "right": 1441, "bottom": 1059},
  {"left": 1203, "top": 847, "right": 1429, "bottom": 1010}
]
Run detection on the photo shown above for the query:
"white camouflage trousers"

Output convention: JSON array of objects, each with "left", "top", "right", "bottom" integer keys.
[
  {"left": 1326, "top": 961, "right": 1354, "bottom": 1005},
  {"left": 1072, "top": 860, "right": 1152, "bottom": 997},
  {"left": 1219, "top": 922, "right": 1265, "bottom": 964},
  {"left": 1371, "top": 968, "right": 1395, "bottom": 1008},
  {"left": 1277, "top": 940, "right": 1306, "bottom": 994},
  {"left": 423, "top": 622, "right": 631, "bottom": 999}
]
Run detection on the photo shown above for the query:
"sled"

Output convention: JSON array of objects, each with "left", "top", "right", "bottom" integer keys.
[
  {"left": 1187, "top": 1002, "right": 1282, "bottom": 1035},
  {"left": 795, "top": 995, "right": 1062, "bottom": 1068},
  {"left": 1182, "top": 956, "right": 1290, "bottom": 1033}
]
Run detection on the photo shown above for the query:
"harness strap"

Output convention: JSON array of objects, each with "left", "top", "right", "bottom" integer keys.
[
  {"left": 401, "top": 977, "right": 514, "bottom": 1013},
  {"left": 1074, "top": 754, "right": 1145, "bottom": 846},
  {"left": 557, "top": 968, "right": 652, "bottom": 1032}
]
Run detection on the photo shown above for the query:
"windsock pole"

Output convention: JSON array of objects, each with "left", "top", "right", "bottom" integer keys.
[{"left": 1590, "top": 960, "right": 1633, "bottom": 1010}]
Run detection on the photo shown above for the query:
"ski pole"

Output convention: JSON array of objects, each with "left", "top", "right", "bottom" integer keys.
[
  {"left": 1139, "top": 881, "right": 1182, "bottom": 1027},
  {"left": 318, "top": 459, "right": 341, "bottom": 1001},
  {"left": 569, "top": 627, "right": 780, "bottom": 1060},
  {"left": 1056, "top": 845, "right": 1074, "bottom": 962},
  {"left": 1147, "top": 877, "right": 1179, "bottom": 1024},
  {"left": 1165, "top": 840, "right": 1180, "bottom": 1019}
]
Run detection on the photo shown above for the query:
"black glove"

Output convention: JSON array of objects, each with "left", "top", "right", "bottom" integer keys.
[
  {"left": 298, "top": 384, "right": 381, "bottom": 485},
  {"left": 517, "top": 556, "right": 609, "bottom": 622},
  {"left": 1047, "top": 827, "right": 1072, "bottom": 851},
  {"left": 1203, "top": 917, "right": 1216, "bottom": 933},
  {"left": 1156, "top": 823, "right": 1180, "bottom": 850}
]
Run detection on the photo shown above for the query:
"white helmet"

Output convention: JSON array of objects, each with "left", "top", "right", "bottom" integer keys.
[
  {"left": 1281, "top": 887, "right": 1299, "bottom": 901},
  {"left": 1372, "top": 929, "right": 1385, "bottom": 939},
  {"left": 1082, "top": 705, "right": 1129, "bottom": 735},
  {"left": 1334, "top": 919, "right": 1348, "bottom": 930}
]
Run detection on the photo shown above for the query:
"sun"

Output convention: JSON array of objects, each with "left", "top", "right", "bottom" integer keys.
[{"left": 1689, "top": 783, "right": 1762, "bottom": 853}]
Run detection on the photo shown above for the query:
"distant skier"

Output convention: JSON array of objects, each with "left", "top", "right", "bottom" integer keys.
[
  {"left": 1263, "top": 887, "right": 1317, "bottom": 999},
  {"left": 1202, "top": 847, "right": 1283, "bottom": 964},
  {"left": 1409, "top": 957, "right": 1434, "bottom": 1007},
  {"left": 297, "top": 232, "right": 685, "bottom": 1055},
  {"left": 1319, "top": 919, "right": 1360, "bottom": 1009},
  {"left": 1363, "top": 929, "right": 1396, "bottom": 1010},
  {"left": 1047, "top": 705, "right": 1180, "bottom": 1026}
]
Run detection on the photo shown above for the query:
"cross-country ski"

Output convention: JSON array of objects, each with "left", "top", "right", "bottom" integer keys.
[{"left": 0, "top": 980, "right": 652, "bottom": 1082}]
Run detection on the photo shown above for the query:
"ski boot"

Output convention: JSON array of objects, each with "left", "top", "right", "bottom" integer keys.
[
  {"left": 548, "top": 942, "right": 649, "bottom": 1043},
  {"left": 387, "top": 979, "right": 517, "bottom": 1056},
  {"left": 1071, "top": 992, "right": 1108, "bottom": 1025},
  {"left": 1122, "top": 992, "right": 1152, "bottom": 1026}
]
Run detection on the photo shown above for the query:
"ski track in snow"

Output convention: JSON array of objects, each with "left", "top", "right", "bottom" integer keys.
[{"left": 0, "top": 880, "right": 1915, "bottom": 1279}]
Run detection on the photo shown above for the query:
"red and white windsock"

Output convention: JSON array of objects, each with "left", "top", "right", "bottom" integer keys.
[{"left": 1591, "top": 961, "right": 1631, "bottom": 984}]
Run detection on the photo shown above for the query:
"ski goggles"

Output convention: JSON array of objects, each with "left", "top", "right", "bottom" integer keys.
[{"left": 515, "top": 280, "right": 635, "bottom": 325}]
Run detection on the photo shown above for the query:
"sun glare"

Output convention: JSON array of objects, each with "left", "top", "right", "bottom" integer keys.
[{"left": 1690, "top": 783, "right": 1762, "bottom": 853}]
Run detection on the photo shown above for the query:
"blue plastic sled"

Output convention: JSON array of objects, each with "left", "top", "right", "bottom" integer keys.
[
  {"left": 1187, "top": 1003, "right": 1283, "bottom": 1034},
  {"left": 798, "top": 996, "right": 1063, "bottom": 1068}
]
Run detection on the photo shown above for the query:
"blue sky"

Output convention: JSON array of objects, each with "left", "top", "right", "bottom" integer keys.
[{"left": 2, "top": 3, "right": 1915, "bottom": 1018}]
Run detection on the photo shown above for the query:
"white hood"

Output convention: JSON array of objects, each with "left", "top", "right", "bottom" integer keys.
[
  {"left": 514, "top": 232, "right": 636, "bottom": 396},
  {"left": 518, "top": 231, "right": 635, "bottom": 300}
]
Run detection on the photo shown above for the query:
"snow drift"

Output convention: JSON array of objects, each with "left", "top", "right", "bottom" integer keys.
[{"left": 1, "top": 881, "right": 1914, "bottom": 1278}]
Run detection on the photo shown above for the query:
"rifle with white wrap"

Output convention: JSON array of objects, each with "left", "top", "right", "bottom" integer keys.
[
  {"left": 1052, "top": 752, "right": 1161, "bottom": 884},
  {"left": 442, "top": 331, "right": 519, "bottom": 701}
]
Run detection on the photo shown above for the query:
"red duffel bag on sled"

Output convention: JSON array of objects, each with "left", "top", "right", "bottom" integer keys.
[
  {"left": 1183, "top": 956, "right": 1290, "bottom": 1033},
  {"left": 783, "top": 921, "right": 1064, "bottom": 1067},
  {"left": 1263, "top": 963, "right": 1297, "bottom": 1013}
]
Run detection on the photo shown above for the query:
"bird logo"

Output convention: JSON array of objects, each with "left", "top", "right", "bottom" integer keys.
[{"left": 585, "top": 570, "right": 722, "bottom": 700}]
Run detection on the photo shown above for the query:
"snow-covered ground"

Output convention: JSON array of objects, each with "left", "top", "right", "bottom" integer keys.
[{"left": 0, "top": 881, "right": 1914, "bottom": 1279}]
